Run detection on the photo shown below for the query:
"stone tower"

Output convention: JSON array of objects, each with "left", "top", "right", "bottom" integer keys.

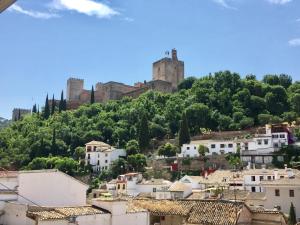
[
  {"left": 66, "top": 78, "right": 84, "bottom": 101},
  {"left": 152, "top": 49, "right": 184, "bottom": 90}
]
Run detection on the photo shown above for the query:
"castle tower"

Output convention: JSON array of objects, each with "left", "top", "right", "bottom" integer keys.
[
  {"left": 66, "top": 78, "right": 84, "bottom": 101},
  {"left": 152, "top": 49, "right": 184, "bottom": 90}
]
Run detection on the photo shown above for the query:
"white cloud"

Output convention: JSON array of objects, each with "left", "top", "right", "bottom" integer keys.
[
  {"left": 212, "top": 0, "right": 237, "bottom": 10},
  {"left": 9, "top": 4, "right": 59, "bottom": 19},
  {"left": 50, "top": 0, "right": 119, "bottom": 18},
  {"left": 123, "top": 17, "right": 134, "bottom": 22},
  {"left": 289, "top": 38, "right": 300, "bottom": 47},
  {"left": 296, "top": 18, "right": 300, "bottom": 22},
  {"left": 266, "top": 0, "right": 293, "bottom": 5}
]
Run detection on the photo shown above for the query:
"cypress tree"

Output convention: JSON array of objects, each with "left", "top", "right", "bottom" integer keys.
[
  {"left": 32, "top": 104, "right": 37, "bottom": 114},
  {"left": 51, "top": 94, "right": 56, "bottom": 115},
  {"left": 288, "top": 202, "right": 297, "bottom": 225},
  {"left": 91, "top": 85, "right": 95, "bottom": 104},
  {"left": 44, "top": 94, "right": 50, "bottom": 119},
  {"left": 63, "top": 99, "right": 67, "bottom": 111},
  {"left": 18, "top": 109, "right": 21, "bottom": 121},
  {"left": 51, "top": 129, "right": 57, "bottom": 155},
  {"left": 59, "top": 91, "right": 64, "bottom": 113},
  {"left": 37, "top": 105, "right": 40, "bottom": 115},
  {"left": 138, "top": 114, "right": 150, "bottom": 151},
  {"left": 179, "top": 112, "right": 190, "bottom": 146}
]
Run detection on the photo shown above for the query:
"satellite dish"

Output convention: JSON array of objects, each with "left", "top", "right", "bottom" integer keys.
[{"left": 0, "top": 0, "right": 17, "bottom": 13}]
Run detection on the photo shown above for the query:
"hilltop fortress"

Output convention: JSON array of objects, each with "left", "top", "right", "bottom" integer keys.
[{"left": 66, "top": 49, "right": 184, "bottom": 109}]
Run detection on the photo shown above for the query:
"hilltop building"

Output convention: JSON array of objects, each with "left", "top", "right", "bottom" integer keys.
[
  {"left": 66, "top": 49, "right": 184, "bottom": 109},
  {"left": 11, "top": 108, "right": 31, "bottom": 121}
]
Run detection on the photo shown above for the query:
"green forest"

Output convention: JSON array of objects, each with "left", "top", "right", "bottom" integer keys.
[{"left": 0, "top": 71, "right": 300, "bottom": 175}]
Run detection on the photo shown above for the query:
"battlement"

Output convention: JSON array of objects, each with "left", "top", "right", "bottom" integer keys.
[{"left": 67, "top": 78, "right": 84, "bottom": 82}]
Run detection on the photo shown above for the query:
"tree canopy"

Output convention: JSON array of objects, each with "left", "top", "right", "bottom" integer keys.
[{"left": 0, "top": 71, "right": 299, "bottom": 170}]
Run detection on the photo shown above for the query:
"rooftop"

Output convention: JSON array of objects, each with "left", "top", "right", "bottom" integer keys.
[
  {"left": 27, "top": 206, "right": 107, "bottom": 221},
  {"left": 169, "top": 181, "right": 190, "bottom": 192},
  {"left": 132, "top": 199, "right": 245, "bottom": 225}
]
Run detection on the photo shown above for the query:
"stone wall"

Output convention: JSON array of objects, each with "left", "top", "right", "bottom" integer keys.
[
  {"left": 12, "top": 108, "right": 31, "bottom": 121},
  {"left": 67, "top": 78, "right": 84, "bottom": 101}
]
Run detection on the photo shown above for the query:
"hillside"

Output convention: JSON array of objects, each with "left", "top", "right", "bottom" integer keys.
[
  {"left": 0, "top": 117, "right": 10, "bottom": 130},
  {"left": 0, "top": 71, "right": 299, "bottom": 171}
]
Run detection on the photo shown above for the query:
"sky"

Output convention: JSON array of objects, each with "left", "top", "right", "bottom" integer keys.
[{"left": 0, "top": 0, "right": 300, "bottom": 119}]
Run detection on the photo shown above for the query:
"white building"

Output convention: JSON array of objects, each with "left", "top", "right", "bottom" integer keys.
[
  {"left": 261, "top": 175, "right": 300, "bottom": 221},
  {"left": 242, "top": 166, "right": 295, "bottom": 193},
  {"left": 85, "top": 141, "right": 126, "bottom": 173},
  {"left": 179, "top": 124, "right": 290, "bottom": 164},
  {"left": 17, "top": 170, "right": 88, "bottom": 207},
  {"left": 106, "top": 173, "right": 172, "bottom": 197}
]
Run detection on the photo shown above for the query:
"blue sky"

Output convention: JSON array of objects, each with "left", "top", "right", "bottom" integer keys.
[{"left": 0, "top": 0, "right": 300, "bottom": 119}]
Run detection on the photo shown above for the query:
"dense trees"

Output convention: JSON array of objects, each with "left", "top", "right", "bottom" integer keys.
[
  {"left": 138, "top": 114, "right": 150, "bottom": 151},
  {"left": 158, "top": 143, "right": 177, "bottom": 157},
  {"left": 179, "top": 112, "right": 190, "bottom": 146},
  {"left": 0, "top": 71, "right": 299, "bottom": 170}
]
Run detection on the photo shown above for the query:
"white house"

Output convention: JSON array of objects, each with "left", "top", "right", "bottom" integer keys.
[
  {"left": 85, "top": 141, "right": 126, "bottom": 173},
  {"left": 261, "top": 174, "right": 300, "bottom": 221},
  {"left": 179, "top": 139, "right": 237, "bottom": 158},
  {"left": 106, "top": 173, "right": 172, "bottom": 197},
  {"left": 179, "top": 124, "right": 290, "bottom": 165},
  {"left": 17, "top": 169, "right": 88, "bottom": 207},
  {"left": 242, "top": 166, "right": 296, "bottom": 193}
]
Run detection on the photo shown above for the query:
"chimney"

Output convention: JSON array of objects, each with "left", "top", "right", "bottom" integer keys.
[
  {"left": 172, "top": 49, "right": 178, "bottom": 61},
  {"left": 274, "top": 169, "right": 279, "bottom": 180},
  {"left": 262, "top": 164, "right": 266, "bottom": 171},
  {"left": 247, "top": 162, "right": 251, "bottom": 170},
  {"left": 284, "top": 164, "right": 288, "bottom": 171}
]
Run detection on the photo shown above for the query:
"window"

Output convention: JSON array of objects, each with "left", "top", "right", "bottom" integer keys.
[
  {"left": 211, "top": 144, "right": 216, "bottom": 149},
  {"left": 93, "top": 146, "right": 97, "bottom": 151},
  {"left": 228, "top": 144, "right": 233, "bottom": 148},
  {"left": 220, "top": 150, "right": 225, "bottom": 155},
  {"left": 280, "top": 176, "right": 284, "bottom": 179},
  {"left": 194, "top": 146, "right": 197, "bottom": 150},
  {"left": 251, "top": 176, "right": 256, "bottom": 181},
  {"left": 87, "top": 154, "right": 90, "bottom": 159},
  {"left": 289, "top": 190, "right": 295, "bottom": 197},
  {"left": 93, "top": 193, "right": 97, "bottom": 198},
  {"left": 123, "top": 184, "right": 126, "bottom": 189},
  {"left": 105, "top": 166, "right": 108, "bottom": 170},
  {"left": 153, "top": 188, "right": 157, "bottom": 192},
  {"left": 274, "top": 143, "right": 279, "bottom": 148},
  {"left": 268, "top": 176, "right": 272, "bottom": 180},
  {"left": 273, "top": 134, "right": 278, "bottom": 139},
  {"left": 257, "top": 139, "right": 262, "bottom": 145},
  {"left": 105, "top": 160, "right": 108, "bottom": 163},
  {"left": 220, "top": 144, "right": 225, "bottom": 148},
  {"left": 280, "top": 134, "right": 285, "bottom": 138},
  {"left": 251, "top": 187, "right": 256, "bottom": 192},
  {"left": 117, "top": 184, "right": 120, "bottom": 190},
  {"left": 264, "top": 139, "right": 269, "bottom": 145},
  {"left": 187, "top": 147, "right": 190, "bottom": 150},
  {"left": 275, "top": 189, "right": 280, "bottom": 196},
  {"left": 97, "top": 160, "right": 100, "bottom": 165},
  {"left": 105, "top": 153, "right": 108, "bottom": 157},
  {"left": 260, "top": 176, "right": 264, "bottom": 181}
]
